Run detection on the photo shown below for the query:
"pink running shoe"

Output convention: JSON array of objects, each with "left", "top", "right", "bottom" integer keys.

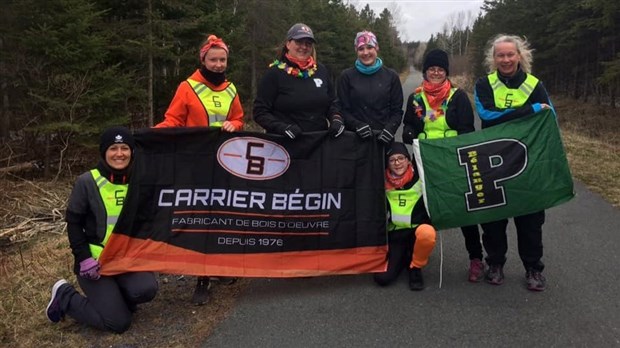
[{"left": 468, "top": 258, "right": 486, "bottom": 283}]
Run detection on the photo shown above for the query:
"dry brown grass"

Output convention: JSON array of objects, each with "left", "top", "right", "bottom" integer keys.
[
  {"left": 0, "top": 180, "right": 248, "bottom": 347},
  {"left": 0, "top": 93, "right": 617, "bottom": 347},
  {"left": 554, "top": 95, "right": 620, "bottom": 207}
]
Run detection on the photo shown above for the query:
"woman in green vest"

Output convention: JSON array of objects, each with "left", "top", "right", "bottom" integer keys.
[
  {"left": 374, "top": 142, "right": 436, "bottom": 291},
  {"left": 45, "top": 126, "right": 158, "bottom": 333},
  {"left": 474, "top": 34, "right": 554, "bottom": 292},
  {"left": 402, "top": 49, "right": 486, "bottom": 283}
]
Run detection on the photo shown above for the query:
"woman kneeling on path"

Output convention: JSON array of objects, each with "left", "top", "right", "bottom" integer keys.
[
  {"left": 46, "top": 126, "right": 158, "bottom": 333},
  {"left": 374, "top": 142, "right": 436, "bottom": 291}
]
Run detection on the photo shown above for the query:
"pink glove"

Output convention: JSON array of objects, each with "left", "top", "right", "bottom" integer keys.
[{"left": 79, "top": 257, "right": 101, "bottom": 280}]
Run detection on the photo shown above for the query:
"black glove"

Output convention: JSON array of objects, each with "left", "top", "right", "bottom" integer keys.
[
  {"left": 355, "top": 124, "right": 372, "bottom": 139},
  {"left": 402, "top": 125, "right": 415, "bottom": 145},
  {"left": 284, "top": 124, "right": 302, "bottom": 140},
  {"left": 328, "top": 116, "right": 345, "bottom": 138},
  {"left": 377, "top": 128, "right": 394, "bottom": 145}
]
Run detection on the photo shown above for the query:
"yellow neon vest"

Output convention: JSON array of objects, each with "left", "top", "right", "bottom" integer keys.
[
  {"left": 88, "top": 169, "right": 127, "bottom": 260},
  {"left": 487, "top": 72, "right": 539, "bottom": 109},
  {"left": 415, "top": 88, "right": 458, "bottom": 139},
  {"left": 187, "top": 79, "right": 237, "bottom": 127},
  {"left": 386, "top": 181, "right": 423, "bottom": 231}
]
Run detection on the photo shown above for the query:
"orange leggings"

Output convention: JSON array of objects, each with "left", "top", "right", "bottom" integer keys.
[{"left": 410, "top": 224, "right": 437, "bottom": 269}]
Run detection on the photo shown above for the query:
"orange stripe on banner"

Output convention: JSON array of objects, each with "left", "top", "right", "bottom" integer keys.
[
  {"left": 171, "top": 229, "right": 329, "bottom": 236},
  {"left": 173, "top": 210, "right": 329, "bottom": 218},
  {"left": 99, "top": 234, "right": 387, "bottom": 278}
]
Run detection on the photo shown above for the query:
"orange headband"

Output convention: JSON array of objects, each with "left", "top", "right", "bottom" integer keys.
[{"left": 200, "top": 35, "right": 229, "bottom": 61}]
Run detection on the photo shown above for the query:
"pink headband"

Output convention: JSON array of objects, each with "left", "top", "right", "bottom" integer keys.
[
  {"left": 355, "top": 31, "right": 378, "bottom": 49},
  {"left": 200, "top": 35, "right": 229, "bottom": 61}
]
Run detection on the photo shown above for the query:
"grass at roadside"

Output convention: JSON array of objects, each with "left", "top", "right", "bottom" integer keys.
[{"left": 1, "top": 94, "right": 618, "bottom": 347}]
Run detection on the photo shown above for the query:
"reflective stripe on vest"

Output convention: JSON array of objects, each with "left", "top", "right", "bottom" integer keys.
[
  {"left": 187, "top": 79, "right": 237, "bottom": 127},
  {"left": 417, "top": 88, "right": 458, "bottom": 139},
  {"left": 88, "top": 169, "right": 128, "bottom": 260},
  {"left": 488, "top": 72, "right": 539, "bottom": 109},
  {"left": 386, "top": 180, "right": 423, "bottom": 230}
]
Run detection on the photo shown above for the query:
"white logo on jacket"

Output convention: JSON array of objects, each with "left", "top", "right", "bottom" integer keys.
[{"left": 313, "top": 78, "right": 323, "bottom": 88}]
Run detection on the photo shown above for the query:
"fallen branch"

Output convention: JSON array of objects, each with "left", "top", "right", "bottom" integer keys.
[{"left": 0, "top": 161, "right": 41, "bottom": 174}]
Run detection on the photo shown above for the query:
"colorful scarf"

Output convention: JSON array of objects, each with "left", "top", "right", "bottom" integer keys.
[
  {"left": 285, "top": 53, "right": 315, "bottom": 70},
  {"left": 422, "top": 79, "right": 451, "bottom": 110},
  {"left": 385, "top": 163, "right": 414, "bottom": 190},
  {"left": 270, "top": 54, "right": 318, "bottom": 79},
  {"left": 355, "top": 57, "right": 383, "bottom": 75}
]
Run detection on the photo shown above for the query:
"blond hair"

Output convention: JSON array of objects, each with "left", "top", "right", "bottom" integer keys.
[{"left": 483, "top": 34, "right": 533, "bottom": 74}]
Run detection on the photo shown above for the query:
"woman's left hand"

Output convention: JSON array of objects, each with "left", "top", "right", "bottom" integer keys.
[{"left": 221, "top": 121, "right": 236, "bottom": 132}]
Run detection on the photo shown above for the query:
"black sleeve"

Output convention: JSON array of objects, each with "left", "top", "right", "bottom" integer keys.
[
  {"left": 252, "top": 68, "right": 289, "bottom": 134},
  {"left": 403, "top": 93, "right": 425, "bottom": 138},
  {"left": 326, "top": 69, "right": 341, "bottom": 122},
  {"left": 336, "top": 71, "right": 364, "bottom": 130},
  {"left": 384, "top": 70, "right": 404, "bottom": 135},
  {"left": 65, "top": 176, "right": 93, "bottom": 263},
  {"left": 447, "top": 89, "right": 475, "bottom": 134}
]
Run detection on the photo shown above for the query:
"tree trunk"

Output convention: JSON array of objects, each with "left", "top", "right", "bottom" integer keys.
[
  {"left": 0, "top": 37, "right": 8, "bottom": 139},
  {"left": 147, "top": 0, "right": 154, "bottom": 127},
  {"left": 43, "top": 133, "right": 51, "bottom": 178}
]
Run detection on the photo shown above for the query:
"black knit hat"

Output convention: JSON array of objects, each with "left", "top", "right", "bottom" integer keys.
[
  {"left": 386, "top": 142, "right": 410, "bottom": 161},
  {"left": 99, "top": 126, "right": 135, "bottom": 158},
  {"left": 423, "top": 48, "right": 450, "bottom": 76}
]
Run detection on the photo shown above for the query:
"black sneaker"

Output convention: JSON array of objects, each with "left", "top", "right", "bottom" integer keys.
[
  {"left": 46, "top": 279, "right": 69, "bottom": 323},
  {"left": 526, "top": 270, "right": 546, "bottom": 291},
  {"left": 485, "top": 264, "right": 504, "bottom": 285},
  {"left": 191, "top": 276, "right": 211, "bottom": 305},
  {"left": 409, "top": 267, "right": 424, "bottom": 291}
]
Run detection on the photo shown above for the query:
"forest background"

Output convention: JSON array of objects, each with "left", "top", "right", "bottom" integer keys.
[
  {"left": 1, "top": 0, "right": 618, "bottom": 177},
  {"left": 0, "top": 0, "right": 619, "bottom": 346}
]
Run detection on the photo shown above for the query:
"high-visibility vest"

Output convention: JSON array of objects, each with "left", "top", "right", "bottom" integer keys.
[
  {"left": 187, "top": 79, "right": 237, "bottom": 127},
  {"left": 487, "top": 71, "right": 539, "bottom": 109},
  {"left": 88, "top": 169, "right": 127, "bottom": 260},
  {"left": 414, "top": 88, "right": 458, "bottom": 139},
  {"left": 386, "top": 180, "right": 423, "bottom": 231}
]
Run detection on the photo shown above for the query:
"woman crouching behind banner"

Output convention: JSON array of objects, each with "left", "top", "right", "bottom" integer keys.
[
  {"left": 45, "top": 127, "right": 158, "bottom": 333},
  {"left": 375, "top": 142, "right": 436, "bottom": 291},
  {"left": 156, "top": 34, "right": 241, "bottom": 305}
]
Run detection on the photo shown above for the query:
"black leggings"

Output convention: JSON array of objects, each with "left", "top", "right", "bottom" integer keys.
[
  {"left": 481, "top": 210, "right": 545, "bottom": 272},
  {"left": 59, "top": 272, "right": 158, "bottom": 333}
]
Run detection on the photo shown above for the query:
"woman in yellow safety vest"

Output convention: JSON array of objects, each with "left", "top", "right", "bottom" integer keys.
[
  {"left": 402, "top": 49, "right": 486, "bottom": 284},
  {"left": 46, "top": 126, "right": 158, "bottom": 333},
  {"left": 156, "top": 34, "right": 242, "bottom": 305},
  {"left": 474, "top": 34, "right": 555, "bottom": 292},
  {"left": 375, "top": 142, "right": 436, "bottom": 291},
  {"left": 156, "top": 34, "right": 244, "bottom": 131}
]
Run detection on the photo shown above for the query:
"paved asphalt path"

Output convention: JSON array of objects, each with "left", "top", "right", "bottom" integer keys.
[{"left": 204, "top": 69, "right": 620, "bottom": 347}]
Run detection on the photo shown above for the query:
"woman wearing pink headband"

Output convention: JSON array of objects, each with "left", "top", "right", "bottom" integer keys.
[{"left": 336, "top": 30, "right": 403, "bottom": 145}]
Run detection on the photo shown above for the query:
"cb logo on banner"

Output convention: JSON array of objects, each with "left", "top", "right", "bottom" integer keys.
[{"left": 217, "top": 137, "right": 290, "bottom": 180}]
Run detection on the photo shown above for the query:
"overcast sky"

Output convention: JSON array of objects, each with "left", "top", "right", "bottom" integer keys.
[{"left": 352, "top": 0, "right": 485, "bottom": 42}]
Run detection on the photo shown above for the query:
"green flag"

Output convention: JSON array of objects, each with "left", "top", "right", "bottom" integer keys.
[{"left": 412, "top": 109, "right": 574, "bottom": 230}]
